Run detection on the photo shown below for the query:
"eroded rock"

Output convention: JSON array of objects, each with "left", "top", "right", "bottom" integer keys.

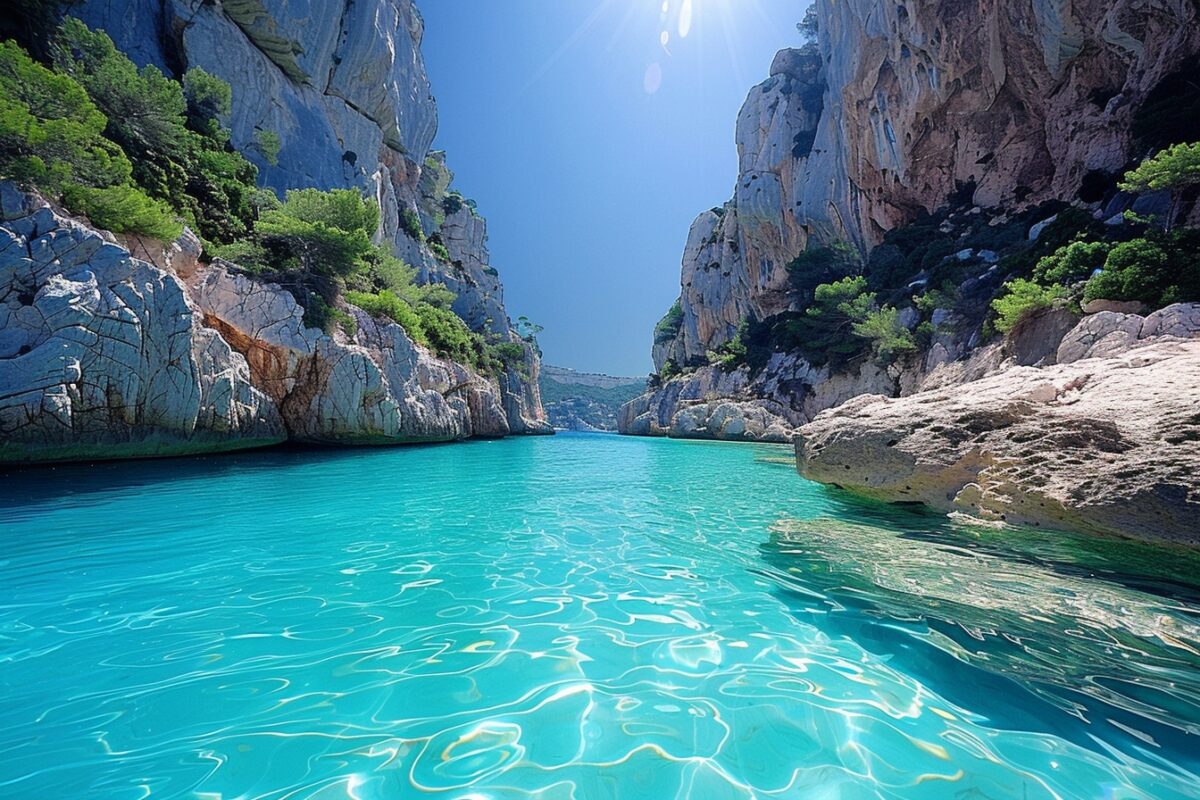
[
  {"left": 0, "top": 191, "right": 283, "bottom": 463},
  {"left": 795, "top": 339, "right": 1200, "bottom": 545}
]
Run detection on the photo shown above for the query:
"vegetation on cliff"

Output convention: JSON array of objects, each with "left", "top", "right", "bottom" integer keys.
[
  {"left": 670, "top": 139, "right": 1200, "bottom": 383},
  {"left": 989, "top": 148, "right": 1200, "bottom": 331},
  {"left": 0, "top": 17, "right": 525, "bottom": 377}
]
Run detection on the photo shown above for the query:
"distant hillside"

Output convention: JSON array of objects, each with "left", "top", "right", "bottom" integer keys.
[{"left": 540, "top": 367, "right": 646, "bottom": 431}]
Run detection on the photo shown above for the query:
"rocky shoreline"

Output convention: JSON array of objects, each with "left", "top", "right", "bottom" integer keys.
[
  {"left": 0, "top": 187, "right": 547, "bottom": 465},
  {"left": 0, "top": 0, "right": 551, "bottom": 465},
  {"left": 796, "top": 305, "right": 1200, "bottom": 545}
]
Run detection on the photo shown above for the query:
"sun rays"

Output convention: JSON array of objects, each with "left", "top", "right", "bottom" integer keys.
[{"left": 521, "top": 0, "right": 773, "bottom": 97}]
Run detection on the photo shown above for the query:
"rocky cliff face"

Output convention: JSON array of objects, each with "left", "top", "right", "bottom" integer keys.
[
  {"left": 0, "top": 188, "right": 520, "bottom": 463},
  {"left": 625, "top": 0, "right": 1200, "bottom": 440},
  {"left": 0, "top": 0, "right": 548, "bottom": 463},
  {"left": 70, "top": 0, "right": 548, "bottom": 437}
]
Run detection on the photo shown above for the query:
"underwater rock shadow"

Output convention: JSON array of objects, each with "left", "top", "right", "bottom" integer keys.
[{"left": 756, "top": 514, "right": 1200, "bottom": 774}]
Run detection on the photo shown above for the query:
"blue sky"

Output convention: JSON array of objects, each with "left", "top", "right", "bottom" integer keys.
[{"left": 420, "top": 1, "right": 802, "bottom": 376}]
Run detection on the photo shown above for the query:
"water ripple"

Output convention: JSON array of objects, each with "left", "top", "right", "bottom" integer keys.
[{"left": 1, "top": 435, "right": 1198, "bottom": 798}]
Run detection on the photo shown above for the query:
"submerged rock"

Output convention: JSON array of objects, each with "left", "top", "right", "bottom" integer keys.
[{"left": 795, "top": 318, "right": 1200, "bottom": 544}]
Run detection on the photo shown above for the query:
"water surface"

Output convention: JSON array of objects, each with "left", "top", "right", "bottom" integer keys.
[{"left": 2, "top": 433, "right": 1199, "bottom": 798}]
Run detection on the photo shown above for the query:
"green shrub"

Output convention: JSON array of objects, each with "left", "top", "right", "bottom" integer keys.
[
  {"left": 913, "top": 280, "right": 960, "bottom": 314},
  {"left": 211, "top": 238, "right": 275, "bottom": 274},
  {"left": 1034, "top": 239, "right": 1110, "bottom": 285},
  {"left": 361, "top": 249, "right": 419, "bottom": 294},
  {"left": 41, "top": 20, "right": 258, "bottom": 243},
  {"left": 442, "top": 191, "right": 465, "bottom": 216},
  {"left": 255, "top": 188, "right": 377, "bottom": 279},
  {"left": 796, "top": 276, "right": 875, "bottom": 361},
  {"left": 852, "top": 306, "right": 916, "bottom": 363},
  {"left": 182, "top": 67, "right": 231, "bottom": 137},
  {"left": 62, "top": 183, "right": 181, "bottom": 239},
  {"left": 490, "top": 341, "right": 529, "bottom": 377},
  {"left": 345, "top": 287, "right": 494, "bottom": 372},
  {"left": 0, "top": 38, "right": 132, "bottom": 189},
  {"left": 328, "top": 306, "right": 356, "bottom": 337},
  {"left": 915, "top": 320, "right": 936, "bottom": 348},
  {"left": 712, "top": 322, "right": 749, "bottom": 369},
  {"left": 253, "top": 130, "right": 281, "bottom": 166},
  {"left": 415, "top": 302, "right": 482, "bottom": 366},
  {"left": 345, "top": 289, "right": 427, "bottom": 344},
  {"left": 1120, "top": 142, "right": 1200, "bottom": 195},
  {"left": 428, "top": 240, "right": 451, "bottom": 262},
  {"left": 412, "top": 281, "right": 457, "bottom": 310},
  {"left": 491, "top": 341, "right": 527, "bottom": 365},
  {"left": 52, "top": 19, "right": 189, "bottom": 160},
  {"left": 786, "top": 242, "right": 860, "bottom": 303},
  {"left": 399, "top": 206, "right": 423, "bottom": 241},
  {"left": 991, "top": 279, "right": 1068, "bottom": 334},
  {"left": 0, "top": 37, "right": 183, "bottom": 239},
  {"left": 1083, "top": 232, "right": 1200, "bottom": 307},
  {"left": 654, "top": 300, "right": 684, "bottom": 344}
]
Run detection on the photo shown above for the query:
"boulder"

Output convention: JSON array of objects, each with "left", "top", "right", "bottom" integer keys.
[
  {"left": 1003, "top": 306, "right": 1080, "bottom": 366},
  {"left": 1057, "top": 311, "right": 1144, "bottom": 363},
  {"left": 1082, "top": 299, "right": 1145, "bottom": 315},
  {"left": 1141, "top": 303, "right": 1200, "bottom": 340},
  {"left": 795, "top": 341, "right": 1200, "bottom": 545}
]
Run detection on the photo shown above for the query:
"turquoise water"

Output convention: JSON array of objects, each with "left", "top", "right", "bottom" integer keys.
[{"left": 2, "top": 433, "right": 1199, "bottom": 799}]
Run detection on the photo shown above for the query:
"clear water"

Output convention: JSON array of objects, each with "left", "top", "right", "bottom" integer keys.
[{"left": 2, "top": 433, "right": 1199, "bottom": 799}]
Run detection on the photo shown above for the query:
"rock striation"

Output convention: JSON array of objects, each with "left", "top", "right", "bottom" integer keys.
[
  {"left": 795, "top": 306, "right": 1200, "bottom": 545},
  {"left": 0, "top": 0, "right": 551, "bottom": 462},
  {"left": 0, "top": 190, "right": 283, "bottom": 462}
]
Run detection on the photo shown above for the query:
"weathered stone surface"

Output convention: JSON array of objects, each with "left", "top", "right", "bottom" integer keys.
[
  {"left": 1056, "top": 303, "right": 1200, "bottom": 364},
  {"left": 619, "top": 353, "right": 894, "bottom": 442},
  {"left": 73, "top": 0, "right": 437, "bottom": 216},
  {"left": 0, "top": 180, "right": 545, "bottom": 462},
  {"left": 669, "top": 401, "right": 794, "bottom": 443},
  {"left": 1082, "top": 299, "right": 1145, "bottom": 315},
  {"left": 1057, "top": 310, "right": 1144, "bottom": 364},
  {"left": 192, "top": 264, "right": 512, "bottom": 444},
  {"left": 1002, "top": 307, "right": 1080, "bottom": 367},
  {"left": 0, "top": 191, "right": 283, "bottom": 464},
  {"left": 404, "top": 153, "right": 550, "bottom": 432},
  {"left": 1141, "top": 303, "right": 1200, "bottom": 340},
  {"left": 795, "top": 339, "right": 1200, "bottom": 545}
]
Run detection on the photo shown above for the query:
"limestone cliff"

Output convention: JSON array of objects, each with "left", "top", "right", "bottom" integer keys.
[
  {"left": 623, "top": 0, "right": 1200, "bottom": 441},
  {"left": 0, "top": 187, "right": 518, "bottom": 463},
  {"left": 0, "top": 0, "right": 548, "bottom": 463},
  {"left": 70, "top": 0, "right": 548, "bottom": 436}
]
